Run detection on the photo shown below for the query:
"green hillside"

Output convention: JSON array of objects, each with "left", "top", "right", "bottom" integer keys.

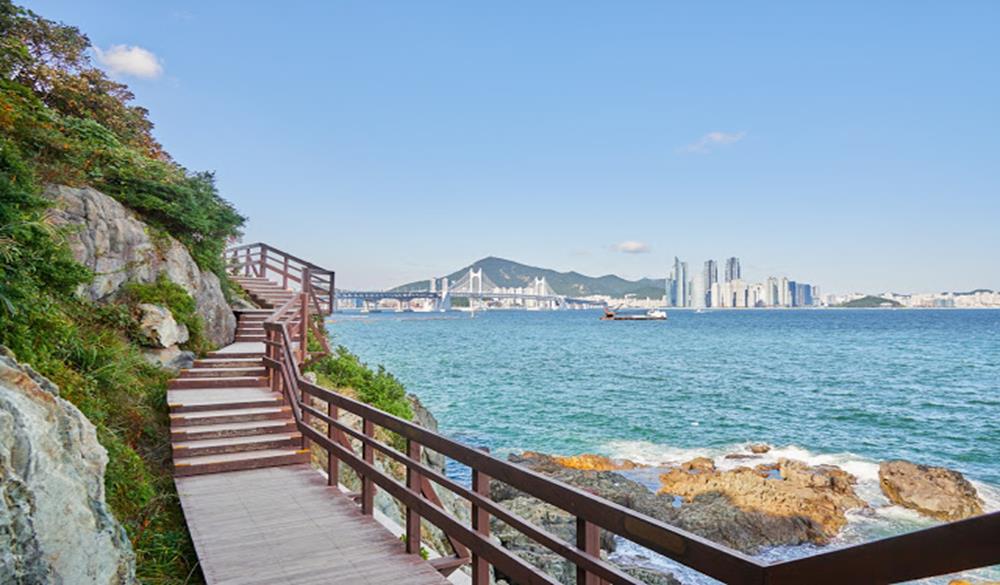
[{"left": 395, "top": 256, "right": 666, "bottom": 298}]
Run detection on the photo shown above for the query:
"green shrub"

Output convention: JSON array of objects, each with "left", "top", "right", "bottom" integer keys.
[{"left": 307, "top": 345, "right": 413, "bottom": 422}]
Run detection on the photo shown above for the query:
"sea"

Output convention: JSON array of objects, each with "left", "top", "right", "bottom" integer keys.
[{"left": 327, "top": 308, "right": 1000, "bottom": 584}]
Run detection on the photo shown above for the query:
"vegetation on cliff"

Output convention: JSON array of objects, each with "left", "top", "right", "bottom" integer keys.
[{"left": 1, "top": 1, "right": 247, "bottom": 581}]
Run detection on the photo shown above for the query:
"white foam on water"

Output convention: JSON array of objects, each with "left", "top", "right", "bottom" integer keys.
[{"left": 601, "top": 440, "right": 1000, "bottom": 584}]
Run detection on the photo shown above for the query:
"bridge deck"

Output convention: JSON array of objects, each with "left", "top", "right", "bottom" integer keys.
[{"left": 177, "top": 464, "right": 450, "bottom": 585}]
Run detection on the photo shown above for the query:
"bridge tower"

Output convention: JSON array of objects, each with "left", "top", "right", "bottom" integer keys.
[{"left": 438, "top": 276, "right": 451, "bottom": 311}]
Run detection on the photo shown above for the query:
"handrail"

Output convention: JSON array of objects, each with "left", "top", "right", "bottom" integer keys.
[
  {"left": 247, "top": 243, "right": 1000, "bottom": 585},
  {"left": 226, "top": 242, "right": 334, "bottom": 315},
  {"left": 260, "top": 319, "right": 1000, "bottom": 584}
]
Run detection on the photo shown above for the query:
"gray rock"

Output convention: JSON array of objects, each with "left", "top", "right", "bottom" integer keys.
[
  {"left": 879, "top": 460, "right": 984, "bottom": 521},
  {"left": 0, "top": 348, "right": 136, "bottom": 584},
  {"left": 142, "top": 346, "right": 195, "bottom": 372},
  {"left": 137, "top": 304, "right": 189, "bottom": 348},
  {"left": 45, "top": 184, "right": 236, "bottom": 347}
]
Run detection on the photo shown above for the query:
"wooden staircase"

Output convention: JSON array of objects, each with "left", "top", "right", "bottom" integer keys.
[{"left": 169, "top": 308, "right": 308, "bottom": 477}]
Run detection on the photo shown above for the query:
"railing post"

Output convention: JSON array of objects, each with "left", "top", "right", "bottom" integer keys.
[
  {"left": 472, "top": 448, "right": 491, "bottom": 585},
  {"left": 362, "top": 419, "right": 375, "bottom": 515},
  {"left": 282, "top": 255, "right": 289, "bottom": 290},
  {"left": 329, "top": 272, "right": 335, "bottom": 315},
  {"left": 576, "top": 518, "right": 600, "bottom": 585},
  {"left": 260, "top": 245, "right": 268, "bottom": 279},
  {"left": 406, "top": 439, "right": 421, "bottom": 555},
  {"left": 244, "top": 247, "right": 251, "bottom": 276},
  {"left": 299, "top": 267, "right": 310, "bottom": 364},
  {"left": 327, "top": 401, "right": 339, "bottom": 487}
]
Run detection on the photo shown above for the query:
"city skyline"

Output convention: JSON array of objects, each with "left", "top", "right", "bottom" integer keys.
[{"left": 27, "top": 1, "right": 1000, "bottom": 292}]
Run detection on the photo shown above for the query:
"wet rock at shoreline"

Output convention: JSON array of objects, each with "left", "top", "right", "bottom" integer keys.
[
  {"left": 498, "top": 450, "right": 871, "bottom": 565},
  {"left": 749, "top": 443, "right": 771, "bottom": 454},
  {"left": 659, "top": 458, "right": 866, "bottom": 543},
  {"left": 879, "top": 460, "right": 984, "bottom": 521}
]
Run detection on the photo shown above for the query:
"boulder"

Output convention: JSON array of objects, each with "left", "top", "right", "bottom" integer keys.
[
  {"left": 659, "top": 458, "right": 866, "bottom": 544},
  {"left": 45, "top": 184, "right": 236, "bottom": 347},
  {"left": 749, "top": 443, "right": 771, "bottom": 454},
  {"left": 879, "top": 460, "right": 984, "bottom": 521},
  {"left": 506, "top": 451, "right": 873, "bottom": 553},
  {"left": 0, "top": 348, "right": 136, "bottom": 584},
  {"left": 142, "top": 346, "right": 195, "bottom": 372},
  {"left": 137, "top": 304, "right": 189, "bottom": 348}
]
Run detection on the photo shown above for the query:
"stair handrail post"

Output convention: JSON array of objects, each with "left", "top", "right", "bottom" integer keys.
[
  {"left": 471, "top": 447, "right": 492, "bottom": 585},
  {"left": 329, "top": 271, "right": 335, "bottom": 315},
  {"left": 260, "top": 245, "right": 268, "bottom": 279},
  {"left": 244, "top": 247, "right": 251, "bottom": 276},
  {"left": 299, "top": 267, "right": 310, "bottom": 364}
]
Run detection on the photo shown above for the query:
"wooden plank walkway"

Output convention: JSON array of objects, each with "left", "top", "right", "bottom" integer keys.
[{"left": 176, "top": 464, "right": 451, "bottom": 585}]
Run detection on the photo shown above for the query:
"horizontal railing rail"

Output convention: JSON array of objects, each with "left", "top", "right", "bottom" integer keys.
[{"left": 226, "top": 242, "right": 334, "bottom": 315}]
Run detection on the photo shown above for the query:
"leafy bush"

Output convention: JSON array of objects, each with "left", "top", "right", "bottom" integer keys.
[{"left": 306, "top": 345, "right": 414, "bottom": 421}]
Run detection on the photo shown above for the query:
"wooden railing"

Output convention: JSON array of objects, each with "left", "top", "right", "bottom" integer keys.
[
  {"left": 257, "top": 258, "right": 1000, "bottom": 585},
  {"left": 226, "top": 242, "right": 334, "bottom": 315}
]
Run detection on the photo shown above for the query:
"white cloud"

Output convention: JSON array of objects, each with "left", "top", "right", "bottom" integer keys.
[
  {"left": 93, "top": 45, "right": 163, "bottom": 79},
  {"left": 681, "top": 131, "right": 746, "bottom": 154},
  {"left": 613, "top": 241, "right": 651, "bottom": 254}
]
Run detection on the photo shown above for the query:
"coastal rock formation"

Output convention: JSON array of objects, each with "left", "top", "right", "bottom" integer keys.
[
  {"left": 502, "top": 452, "right": 867, "bottom": 556},
  {"left": 0, "top": 348, "right": 136, "bottom": 584},
  {"left": 659, "top": 458, "right": 866, "bottom": 543},
  {"left": 137, "top": 304, "right": 189, "bottom": 348},
  {"left": 879, "top": 460, "right": 984, "bottom": 521},
  {"left": 45, "top": 184, "right": 236, "bottom": 347}
]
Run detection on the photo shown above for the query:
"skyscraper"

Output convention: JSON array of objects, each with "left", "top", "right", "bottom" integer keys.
[
  {"left": 670, "top": 257, "right": 689, "bottom": 307},
  {"left": 724, "top": 257, "right": 741, "bottom": 282},
  {"left": 704, "top": 260, "right": 718, "bottom": 306}
]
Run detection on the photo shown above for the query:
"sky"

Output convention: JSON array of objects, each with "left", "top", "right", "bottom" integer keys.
[{"left": 22, "top": 1, "right": 1000, "bottom": 293}]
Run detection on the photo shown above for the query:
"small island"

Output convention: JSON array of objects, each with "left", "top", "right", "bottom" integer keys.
[{"left": 837, "top": 295, "right": 902, "bottom": 308}]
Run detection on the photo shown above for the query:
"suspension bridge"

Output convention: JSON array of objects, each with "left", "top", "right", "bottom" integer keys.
[{"left": 337, "top": 268, "right": 607, "bottom": 311}]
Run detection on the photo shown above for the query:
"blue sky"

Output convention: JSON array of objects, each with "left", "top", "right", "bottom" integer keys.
[{"left": 24, "top": 1, "right": 1000, "bottom": 292}]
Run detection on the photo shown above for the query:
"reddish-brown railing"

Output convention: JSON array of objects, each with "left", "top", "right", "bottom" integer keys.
[
  {"left": 255, "top": 254, "right": 1000, "bottom": 585},
  {"left": 226, "top": 242, "right": 334, "bottom": 315}
]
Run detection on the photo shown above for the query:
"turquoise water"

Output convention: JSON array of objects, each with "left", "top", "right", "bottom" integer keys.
[{"left": 328, "top": 309, "right": 1000, "bottom": 581}]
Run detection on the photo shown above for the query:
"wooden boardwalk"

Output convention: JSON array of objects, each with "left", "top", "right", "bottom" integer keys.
[
  {"left": 172, "top": 276, "right": 451, "bottom": 584},
  {"left": 176, "top": 465, "right": 449, "bottom": 585}
]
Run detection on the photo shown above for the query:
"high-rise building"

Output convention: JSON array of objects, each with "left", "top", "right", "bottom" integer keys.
[
  {"left": 704, "top": 260, "right": 718, "bottom": 306},
  {"left": 765, "top": 276, "right": 779, "bottom": 307},
  {"left": 670, "top": 257, "right": 690, "bottom": 307},
  {"left": 724, "top": 257, "right": 741, "bottom": 282},
  {"left": 779, "top": 277, "right": 791, "bottom": 307}
]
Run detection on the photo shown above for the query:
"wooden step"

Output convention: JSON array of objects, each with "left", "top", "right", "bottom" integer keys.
[
  {"left": 172, "top": 433, "right": 302, "bottom": 457},
  {"left": 234, "top": 335, "right": 267, "bottom": 342},
  {"left": 173, "top": 448, "right": 310, "bottom": 476},
  {"left": 168, "top": 376, "right": 266, "bottom": 389},
  {"left": 193, "top": 358, "right": 263, "bottom": 369},
  {"left": 171, "top": 406, "right": 290, "bottom": 427},
  {"left": 204, "top": 351, "right": 265, "bottom": 359},
  {"left": 179, "top": 367, "right": 267, "bottom": 378},
  {"left": 171, "top": 419, "right": 297, "bottom": 441},
  {"left": 168, "top": 388, "right": 283, "bottom": 413}
]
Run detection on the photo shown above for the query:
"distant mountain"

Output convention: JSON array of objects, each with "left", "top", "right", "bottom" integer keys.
[{"left": 394, "top": 256, "right": 665, "bottom": 298}]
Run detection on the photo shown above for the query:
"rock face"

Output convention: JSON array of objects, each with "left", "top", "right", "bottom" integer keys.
[
  {"left": 0, "top": 348, "right": 136, "bottom": 584},
  {"left": 137, "top": 304, "right": 189, "bottom": 348},
  {"left": 502, "top": 452, "right": 868, "bottom": 557},
  {"left": 659, "top": 458, "right": 866, "bottom": 544},
  {"left": 879, "top": 460, "right": 984, "bottom": 521},
  {"left": 45, "top": 184, "right": 236, "bottom": 347}
]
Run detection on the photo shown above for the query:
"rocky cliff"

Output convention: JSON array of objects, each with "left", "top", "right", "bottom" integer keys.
[
  {"left": 0, "top": 348, "right": 136, "bottom": 584},
  {"left": 45, "top": 184, "right": 236, "bottom": 347}
]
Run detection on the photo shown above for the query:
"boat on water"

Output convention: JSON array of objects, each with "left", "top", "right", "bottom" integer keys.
[{"left": 601, "top": 307, "right": 667, "bottom": 321}]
